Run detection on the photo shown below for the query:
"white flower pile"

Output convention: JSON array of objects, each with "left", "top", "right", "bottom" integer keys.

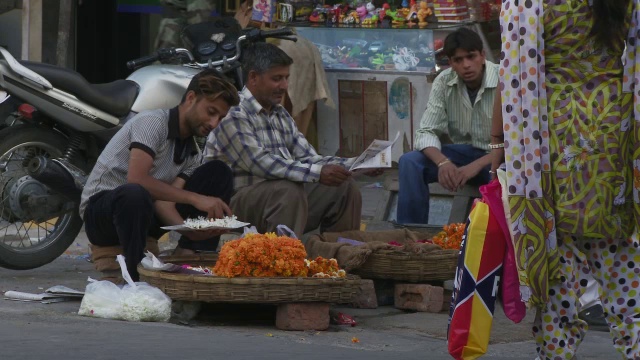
[
  {"left": 183, "top": 215, "right": 246, "bottom": 229},
  {"left": 78, "top": 281, "right": 171, "bottom": 322}
]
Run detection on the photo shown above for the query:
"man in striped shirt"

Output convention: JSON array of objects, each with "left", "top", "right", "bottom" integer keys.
[
  {"left": 80, "top": 70, "right": 239, "bottom": 281},
  {"left": 206, "top": 43, "right": 376, "bottom": 237},
  {"left": 396, "top": 28, "right": 497, "bottom": 225}
]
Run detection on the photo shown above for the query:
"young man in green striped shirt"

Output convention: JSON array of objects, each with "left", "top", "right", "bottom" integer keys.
[{"left": 397, "top": 27, "right": 497, "bottom": 224}]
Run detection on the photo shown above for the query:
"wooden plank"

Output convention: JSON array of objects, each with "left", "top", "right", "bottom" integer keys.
[
  {"left": 362, "top": 80, "right": 388, "bottom": 146},
  {"left": 338, "top": 80, "right": 364, "bottom": 157}
]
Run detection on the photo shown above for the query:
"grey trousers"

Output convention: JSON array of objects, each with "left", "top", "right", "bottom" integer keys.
[{"left": 230, "top": 179, "right": 362, "bottom": 237}]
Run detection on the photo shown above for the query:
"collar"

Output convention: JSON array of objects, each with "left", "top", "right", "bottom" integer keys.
[
  {"left": 241, "top": 87, "right": 286, "bottom": 116},
  {"left": 167, "top": 107, "right": 180, "bottom": 139},
  {"left": 446, "top": 61, "right": 499, "bottom": 89}
]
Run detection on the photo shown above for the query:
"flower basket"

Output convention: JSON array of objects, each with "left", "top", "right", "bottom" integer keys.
[
  {"left": 139, "top": 255, "right": 361, "bottom": 304},
  {"left": 305, "top": 229, "right": 458, "bottom": 282}
]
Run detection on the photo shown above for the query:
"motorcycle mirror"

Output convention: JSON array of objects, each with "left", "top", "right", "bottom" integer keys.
[{"left": 0, "top": 90, "right": 9, "bottom": 105}]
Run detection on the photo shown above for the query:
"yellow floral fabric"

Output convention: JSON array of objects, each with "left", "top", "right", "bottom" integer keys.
[{"left": 499, "top": 0, "right": 640, "bottom": 307}]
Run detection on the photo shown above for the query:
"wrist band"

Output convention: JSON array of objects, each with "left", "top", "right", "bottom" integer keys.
[
  {"left": 488, "top": 143, "right": 504, "bottom": 149},
  {"left": 437, "top": 158, "right": 451, "bottom": 167}
]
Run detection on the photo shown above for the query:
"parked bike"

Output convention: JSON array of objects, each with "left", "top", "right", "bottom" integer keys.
[{"left": 0, "top": 18, "right": 294, "bottom": 270}]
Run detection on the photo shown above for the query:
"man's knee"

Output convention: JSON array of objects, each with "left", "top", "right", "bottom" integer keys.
[
  {"left": 113, "top": 184, "right": 153, "bottom": 212},
  {"left": 271, "top": 180, "right": 307, "bottom": 204},
  {"left": 399, "top": 150, "right": 428, "bottom": 169},
  {"left": 197, "top": 160, "right": 233, "bottom": 180}
]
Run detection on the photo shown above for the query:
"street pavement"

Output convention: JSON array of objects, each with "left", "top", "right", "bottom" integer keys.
[{"left": 0, "top": 175, "right": 623, "bottom": 360}]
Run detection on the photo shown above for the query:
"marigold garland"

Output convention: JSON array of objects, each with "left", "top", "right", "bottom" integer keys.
[
  {"left": 213, "top": 233, "right": 347, "bottom": 278},
  {"left": 214, "top": 232, "right": 309, "bottom": 278},
  {"left": 431, "top": 223, "right": 466, "bottom": 250}
]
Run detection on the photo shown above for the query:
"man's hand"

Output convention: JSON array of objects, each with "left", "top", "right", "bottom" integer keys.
[
  {"left": 454, "top": 163, "right": 482, "bottom": 190},
  {"left": 438, "top": 162, "right": 459, "bottom": 192},
  {"left": 190, "top": 195, "right": 232, "bottom": 219},
  {"left": 319, "top": 165, "right": 352, "bottom": 186},
  {"left": 182, "top": 228, "right": 229, "bottom": 241}
]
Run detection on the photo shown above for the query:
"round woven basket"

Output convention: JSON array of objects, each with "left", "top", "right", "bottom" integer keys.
[
  {"left": 353, "top": 249, "right": 458, "bottom": 282},
  {"left": 140, "top": 255, "right": 361, "bottom": 303}
]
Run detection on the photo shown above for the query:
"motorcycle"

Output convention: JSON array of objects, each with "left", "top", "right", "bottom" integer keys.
[{"left": 0, "top": 18, "right": 295, "bottom": 270}]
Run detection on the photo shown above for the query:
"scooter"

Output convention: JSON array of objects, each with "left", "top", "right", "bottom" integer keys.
[{"left": 0, "top": 18, "right": 294, "bottom": 270}]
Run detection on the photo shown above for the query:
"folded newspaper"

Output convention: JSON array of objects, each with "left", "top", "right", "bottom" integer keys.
[
  {"left": 4, "top": 285, "right": 84, "bottom": 304},
  {"left": 349, "top": 131, "right": 401, "bottom": 171}
]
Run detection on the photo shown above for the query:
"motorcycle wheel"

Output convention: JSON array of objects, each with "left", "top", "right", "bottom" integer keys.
[{"left": 0, "top": 125, "right": 83, "bottom": 269}]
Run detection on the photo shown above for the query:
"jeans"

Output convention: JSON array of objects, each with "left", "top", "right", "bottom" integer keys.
[
  {"left": 396, "top": 144, "right": 490, "bottom": 224},
  {"left": 84, "top": 160, "right": 233, "bottom": 280}
]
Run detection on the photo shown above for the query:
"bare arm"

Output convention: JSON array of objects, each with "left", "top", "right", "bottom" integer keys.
[
  {"left": 489, "top": 94, "right": 505, "bottom": 178},
  {"left": 154, "top": 176, "right": 228, "bottom": 241},
  {"left": 127, "top": 148, "right": 231, "bottom": 218}
]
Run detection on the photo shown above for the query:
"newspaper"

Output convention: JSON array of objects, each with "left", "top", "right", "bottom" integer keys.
[{"left": 349, "top": 132, "right": 400, "bottom": 171}]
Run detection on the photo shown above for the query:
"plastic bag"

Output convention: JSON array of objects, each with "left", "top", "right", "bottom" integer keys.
[
  {"left": 78, "top": 255, "right": 172, "bottom": 322},
  {"left": 140, "top": 251, "right": 181, "bottom": 272},
  {"left": 479, "top": 180, "right": 526, "bottom": 324},
  {"left": 276, "top": 224, "right": 298, "bottom": 239},
  {"left": 447, "top": 199, "right": 505, "bottom": 360}
]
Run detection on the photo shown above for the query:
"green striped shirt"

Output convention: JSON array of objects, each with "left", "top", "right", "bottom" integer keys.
[{"left": 414, "top": 60, "right": 498, "bottom": 152}]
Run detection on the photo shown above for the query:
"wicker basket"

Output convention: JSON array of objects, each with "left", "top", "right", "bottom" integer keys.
[
  {"left": 306, "top": 229, "right": 458, "bottom": 283},
  {"left": 353, "top": 249, "right": 458, "bottom": 282},
  {"left": 140, "top": 255, "right": 361, "bottom": 304}
]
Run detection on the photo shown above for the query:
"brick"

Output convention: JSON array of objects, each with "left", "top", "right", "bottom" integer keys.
[
  {"left": 394, "top": 284, "right": 444, "bottom": 313},
  {"left": 275, "top": 302, "right": 330, "bottom": 331},
  {"left": 350, "top": 279, "right": 378, "bottom": 309}
]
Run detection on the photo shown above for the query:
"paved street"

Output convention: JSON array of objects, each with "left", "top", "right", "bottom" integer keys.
[{"left": 0, "top": 178, "right": 623, "bottom": 360}]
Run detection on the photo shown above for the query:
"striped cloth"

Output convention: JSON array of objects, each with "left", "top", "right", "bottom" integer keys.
[
  {"left": 204, "top": 87, "right": 354, "bottom": 191},
  {"left": 414, "top": 60, "right": 499, "bottom": 152},
  {"left": 79, "top": 108, "right": 201, "bottom": 219}
]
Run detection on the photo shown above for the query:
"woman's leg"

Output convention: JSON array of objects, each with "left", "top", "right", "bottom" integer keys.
[
  {"left": 579, "top": 235, "right": 640, "bottom": 359},
  {"left": 533, "top": 236, "right": 589, "bottom": 360}
]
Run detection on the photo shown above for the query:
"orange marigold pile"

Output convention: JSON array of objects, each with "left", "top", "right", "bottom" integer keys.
[
  {"left": 214, "top": 232, "right": 308, "bottom": 277},
  {"left": 305, "top": 257, "right": 346, "bottom": 278},
  {"left": 431, "top": 223, "right": 466, "bottom": 250}
]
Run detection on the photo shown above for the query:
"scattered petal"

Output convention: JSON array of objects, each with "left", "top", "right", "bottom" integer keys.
[
  {"left": 351, "top": 337, "right": 360, "bottom": 343},
  {"left": 266, "top": 333, "right": 273, "bottom": 337}
]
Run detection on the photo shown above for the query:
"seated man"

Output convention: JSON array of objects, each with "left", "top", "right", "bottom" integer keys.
[
  {"left": 80, "top": 70, "right": 240, "bottom": 281},
  {"left": 205, "top": 42, "right": 380, "bottom": 236},
  {"left": 396, "top": 28, "right": 497, "bottom": 225}
]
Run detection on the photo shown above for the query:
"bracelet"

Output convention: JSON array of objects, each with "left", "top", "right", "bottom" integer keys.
[
  {"left": 437, "top": 158, "right": 451, "bottom": 167},
  {"left": 488, "top": 143, "right": 505, "bottom": 149}
]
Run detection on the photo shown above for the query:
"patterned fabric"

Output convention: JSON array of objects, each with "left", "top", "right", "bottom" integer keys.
[
  {"left": 414, "top": 61, "right": 499, "bottom": 152},
  {"left": 533, "top": 235, "right": 640, "bottom": 360},
  {"left": 204, "top": 87, "right": 354, "bottom": 191},
  {"left": 499, "top": 0, "right": 639, "bottom": 307}
]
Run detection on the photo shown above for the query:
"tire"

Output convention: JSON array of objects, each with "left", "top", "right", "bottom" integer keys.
[{"left": 0, "top": 125, "right": 83, "bottom": 269}]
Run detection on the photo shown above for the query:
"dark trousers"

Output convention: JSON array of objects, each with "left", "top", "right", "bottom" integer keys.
[
  {"left": 396, "top": 144, "right": 490, "bottom": 224},
  {"left": 84, "top": 160, "right": 233, "bottom": 280}
]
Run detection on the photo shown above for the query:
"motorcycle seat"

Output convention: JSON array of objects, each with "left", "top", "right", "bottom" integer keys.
[{"left": 19, "top": 61, "right": 139, "bottom": 118}]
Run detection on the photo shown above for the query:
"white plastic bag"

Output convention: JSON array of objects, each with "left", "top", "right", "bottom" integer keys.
[{"left": 78, "top": 255, "right": 172, "bottom": 322}]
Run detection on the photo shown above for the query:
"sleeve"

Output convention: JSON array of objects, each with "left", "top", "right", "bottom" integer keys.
[
  {"left": 413, "top": 73, "right": 449, "bottom": 151},
  {"left": 212, "top": 110, "right": 324, "bottom": 183},
  {"left": 288, "top": 117, "right": 356, "bottom": 169},
  {"left": 128, "top": 113, "right": 168, "bottom": 159}
]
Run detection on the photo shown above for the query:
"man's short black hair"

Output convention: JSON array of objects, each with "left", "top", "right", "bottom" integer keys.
[
  {"left": 443, "top": 28, "right": 484, "bottom": 58},
  {"left": 241, "top": 42, "right": 293, "bottom": 82}
]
